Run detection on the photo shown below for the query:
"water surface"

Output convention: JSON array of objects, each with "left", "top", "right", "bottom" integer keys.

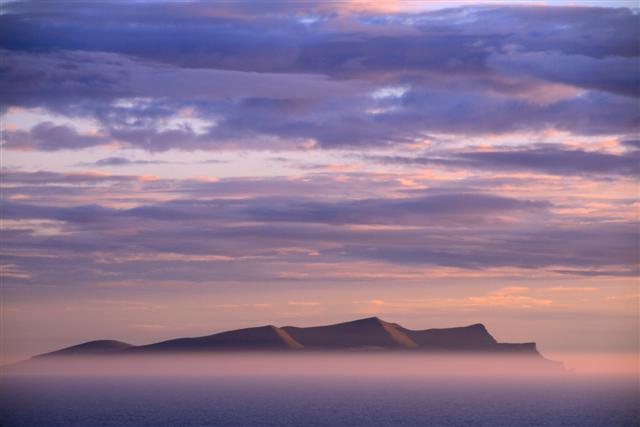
[{"left": 1, "top": 375, "right": 638, "bottom": 426}]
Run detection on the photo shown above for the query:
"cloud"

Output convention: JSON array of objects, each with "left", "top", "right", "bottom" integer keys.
[
  {"left": 1, "top": 168, "right": 635, "bottom": 282},
  {"left": 338, "top": 221, "right": 638, "bottom": 270},
  {"left": 0, "top": 170, "right": 136, "bottom": 184},
  {"left": 620, "top": 139, "right": 640, "bottom": 150},
  {"left": 368, "top": 144, "right": 640, "bottom": 177},
  {"left": 0, "top": 2, "right": 637, "bottom": 290},
  {"left": 1, "top": 4, "right": 638, "bottom": 152},
  {"left": 235, "top": 193, "right": 549, "bottom": 225},
  {"left": 2, "top": 3, "right": 637, "bottom": 76},
  {"left": 7, "top": 87, "right": 637, "bottom": 152},
  {"left": 2, "top": 121, "right": 109, "bottom": 151},
  {"left": 455, "top": 146, "right": 640, "bottom": 177},
  {"left": 357, "top": 286, "right": 554, "bottom": 315},
  {"left": 83, "top": 157, "right": 172, "bottom": 167},
  {"left": 1, "top": 192, "right": 550, "bottom": 226},
  {"left": 1, "top": 177, "right": 636, "bottom": 288},
  {"left": 0, "top": 170, "right": 411, "bottom": 206},
  {"left": 489, "top": 51, "right": 640, "bottom": 98},
  {"left": 542, "top": 287, "right": 599, "bottom": 292},
  {"left": 462, "top": 287, "right": 553, "bottom": 308}
]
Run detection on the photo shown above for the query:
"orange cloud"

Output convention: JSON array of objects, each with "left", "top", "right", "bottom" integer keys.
[{"left": 542, "top": 286, "right": 599, "bottom": 292}]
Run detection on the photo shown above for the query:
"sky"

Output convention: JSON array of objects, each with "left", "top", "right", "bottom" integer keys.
[{"left": 0, "top": 0, "right": 639, "bottom": 368}]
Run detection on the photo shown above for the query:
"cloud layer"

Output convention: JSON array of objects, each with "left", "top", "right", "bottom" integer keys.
[{"left": 1, "top": 3, "right": 639, "bottom": 151}]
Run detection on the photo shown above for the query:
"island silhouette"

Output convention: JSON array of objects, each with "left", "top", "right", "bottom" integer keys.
[{"left": 34, "top": 317, "right": 544, "bottom": 357}]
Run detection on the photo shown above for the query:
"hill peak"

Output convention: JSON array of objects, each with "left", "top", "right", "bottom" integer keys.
[
  {"left": 35, "top": 340, "right": 133, "bottom": 358},
  {"left": 466, "top": 323, "right": 488, "bottom": 330},
  {"left": 282, "top": 316, "right": 417, "bottom": 349}
]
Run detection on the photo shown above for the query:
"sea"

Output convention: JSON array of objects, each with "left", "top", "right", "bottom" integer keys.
[{"left": 1, "top": 375, "right": 638, "bottom": 426}]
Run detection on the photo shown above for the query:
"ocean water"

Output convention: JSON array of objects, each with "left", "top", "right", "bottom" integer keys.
[{"left": 1, "top": 375, "right": 638, "bottom": 427}]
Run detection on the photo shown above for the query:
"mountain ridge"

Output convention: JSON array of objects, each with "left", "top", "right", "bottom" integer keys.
[
  {"left": 129, "top": 325, "right": 304, "bottom": 353},
  {"left": 32, "top": 317, "right": 545, "bottom": 358}
]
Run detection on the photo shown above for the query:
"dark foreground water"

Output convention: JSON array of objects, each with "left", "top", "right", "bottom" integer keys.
[{"left": 1, "top": 375, "right": 638, "bottom": 427}]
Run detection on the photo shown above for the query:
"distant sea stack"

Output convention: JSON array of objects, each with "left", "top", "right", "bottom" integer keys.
[{"left": 33, "top": 317, "right": 545, "bottom": 357}]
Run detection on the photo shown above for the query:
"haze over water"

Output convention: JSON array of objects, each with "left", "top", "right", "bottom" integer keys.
[
  {"left": 2, "top": 352, "right": 637, "bottom": 426},
  {"left": 2, "top": 364, "right": 638, "bottom": 427}
]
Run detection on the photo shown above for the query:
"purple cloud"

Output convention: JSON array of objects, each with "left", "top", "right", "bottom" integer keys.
[
  {"left": 1, "top": 4, "right": 638, "bottom": 152},
  {"left": 369, "top": 144, "right": 640, "bottom": 177}
]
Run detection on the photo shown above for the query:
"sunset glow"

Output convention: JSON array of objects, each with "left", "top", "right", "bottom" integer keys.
[{"left": 0, "top": 1, "right": 638, "bottom": 377}]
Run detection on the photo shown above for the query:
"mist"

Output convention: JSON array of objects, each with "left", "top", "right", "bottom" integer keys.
[{"left": 5, "top": 352, "right": 636, "bottom": 378}]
